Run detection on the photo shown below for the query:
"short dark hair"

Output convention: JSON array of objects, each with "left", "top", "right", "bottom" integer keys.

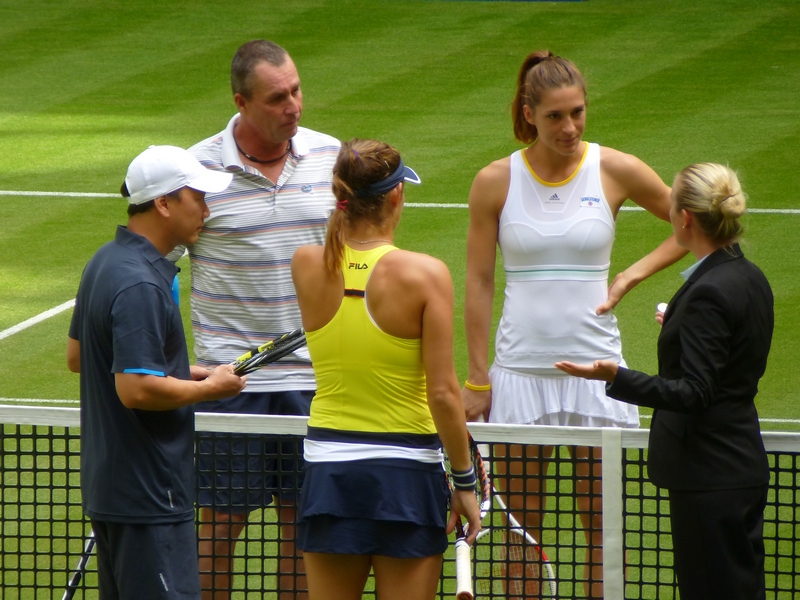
[
  {"left": 126, "top": 199, "right": 155, "bottom": 217},
  {"left": 123, "top": 183, "right": 181, "bottom": 217},
  {"left": 231, "top": 40, "right": 289, "bottom": 98}
]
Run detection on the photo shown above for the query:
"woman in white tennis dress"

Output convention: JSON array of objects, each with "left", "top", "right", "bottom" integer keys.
[{"left": 462, "top": 50, "right": 686, "bottom": 598}]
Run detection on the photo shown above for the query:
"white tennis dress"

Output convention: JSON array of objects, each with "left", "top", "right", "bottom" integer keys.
[{"left": 489, "top": 143, "right": 639, "bottom": 427}]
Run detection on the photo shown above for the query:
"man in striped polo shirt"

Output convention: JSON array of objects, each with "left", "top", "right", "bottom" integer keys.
[{"left": 183, "top": 40, "right": 340, "bottom": 600}]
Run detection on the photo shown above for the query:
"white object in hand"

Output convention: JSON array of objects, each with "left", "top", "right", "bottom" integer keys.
[{"left": 657, "top": 302, "right": 668, "bottom": 313}]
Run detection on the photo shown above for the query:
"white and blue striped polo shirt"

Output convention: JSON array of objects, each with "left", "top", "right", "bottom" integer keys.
[{"left": 188, "top": 114, "right": 340, "bottom": 391}]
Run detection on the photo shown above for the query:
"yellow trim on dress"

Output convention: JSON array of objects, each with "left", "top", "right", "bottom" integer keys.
[{"left": 522, "top": 142, "right": 589, "bottom": 188}]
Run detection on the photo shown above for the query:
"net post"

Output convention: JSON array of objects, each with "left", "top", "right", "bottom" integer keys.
[{"left": 601, "top": 427, "right": 625, "bottom": 599}]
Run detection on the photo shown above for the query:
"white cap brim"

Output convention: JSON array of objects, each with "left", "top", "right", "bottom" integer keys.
[
  {"left": 125, "top": 145, "right": 233, "bottom": 205},
  {"left": 186, "top": 169, "right": 233, "bottom": 195}
]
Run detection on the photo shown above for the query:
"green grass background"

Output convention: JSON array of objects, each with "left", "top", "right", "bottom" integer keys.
[
  {"left": 1, "top": 0, "right": 799, "bottom": 427},
  {"left": 1, "top": 2, "right": 799, "bottom": 598}
]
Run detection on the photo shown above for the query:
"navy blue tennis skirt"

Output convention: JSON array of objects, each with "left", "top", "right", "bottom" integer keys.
[{"left": 297, "top": 458, "right": 450, "bottom": 558}]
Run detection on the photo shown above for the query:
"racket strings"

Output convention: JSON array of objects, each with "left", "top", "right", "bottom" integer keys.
[{"left": 476, "top": 532, "right": 547, "bottom": 598}]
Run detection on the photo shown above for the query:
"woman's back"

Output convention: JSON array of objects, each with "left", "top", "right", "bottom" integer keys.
[{"left": 304, "top": 244, "right": 435, "bottom": 434}]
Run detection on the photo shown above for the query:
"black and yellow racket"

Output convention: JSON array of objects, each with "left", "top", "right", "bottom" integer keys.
[{"left": 231, "top": 329, "right": 307, "bottom": 375}]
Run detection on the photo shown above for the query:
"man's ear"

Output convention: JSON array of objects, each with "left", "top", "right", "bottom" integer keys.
[
  {"left": 234, "top": 93, "right": 248, "bottom": 114},
  {"left": 153, "top": 195, "right": 171, "bottom": 217}
]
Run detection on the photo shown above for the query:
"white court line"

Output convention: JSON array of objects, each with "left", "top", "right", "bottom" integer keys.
[
  {"left": 0, "top": 299, "right": 75, "bottom": 341},
  {"left": 0, "top": 398, "right": 797, "bottom": 424},
  {"left": 0, "top": 190, "right": 118, "bottom": 198},
  {"left": 405, "top": 204, "right": 651, "bottom": 210},
  {"left": 0, "top": 398, "right": 79, "bottom": 405},
  {"left": 406, "top": 203, "right": 800, "bottom": 214},
  {"left": 1, "top": 191, "right": 799, "bottom": 214}
]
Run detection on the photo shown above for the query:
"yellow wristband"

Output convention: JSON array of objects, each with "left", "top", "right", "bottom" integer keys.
[{"left": 464, "top": 380, "right": 491, "bottom": 392}]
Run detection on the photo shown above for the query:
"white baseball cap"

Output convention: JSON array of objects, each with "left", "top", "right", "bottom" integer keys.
[{"left": 123, "top": 145, "right": 233, "bottom": 205}]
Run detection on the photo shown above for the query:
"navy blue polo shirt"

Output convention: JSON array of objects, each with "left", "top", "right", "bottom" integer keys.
[{"left": 69, "top": 226, "right": 194, "bottom": 524}]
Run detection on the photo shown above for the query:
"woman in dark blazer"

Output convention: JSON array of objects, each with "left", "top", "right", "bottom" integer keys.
[{"left": 556, "top": 162, "right": 774, "bottom": 600}]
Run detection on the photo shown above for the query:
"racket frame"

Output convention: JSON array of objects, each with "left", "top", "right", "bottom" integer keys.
[
  {"left": 231, "top": 329, "right": 307, "bottom": 375},
  {"left": 448, "top": 435, "right": 558, "bottom": 600},
  {"left": 448, "top": 438, "right": 491, "bottom": 600},
  {"left": 62, "top": 530, "right": 96, "bottom": 600}
]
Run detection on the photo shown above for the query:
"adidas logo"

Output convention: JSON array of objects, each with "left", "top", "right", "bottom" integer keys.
[{"left": 548, "top": 193, "right": 560, "bottom": 203}]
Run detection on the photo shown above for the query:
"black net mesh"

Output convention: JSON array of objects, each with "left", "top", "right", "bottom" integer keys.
[{"left": 2, "top": 412, "right": 799, "bottom": 599}]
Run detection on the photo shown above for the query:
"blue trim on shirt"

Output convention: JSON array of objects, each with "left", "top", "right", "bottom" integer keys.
[
  {"left": 681, "top": 254, "right": 710, "bottom": 281},
  {"left": 122, "top": 368, "right": 166, "bottom": 376}
]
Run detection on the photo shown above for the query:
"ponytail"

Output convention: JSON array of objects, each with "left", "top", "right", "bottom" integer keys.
[{"left": 323, "top": 208, "right": 347, "bottom": 274}]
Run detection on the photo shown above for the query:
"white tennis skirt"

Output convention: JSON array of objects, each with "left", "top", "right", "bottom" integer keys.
[{"left": 488, "top": 364, "right": 639, "bottom": 427}]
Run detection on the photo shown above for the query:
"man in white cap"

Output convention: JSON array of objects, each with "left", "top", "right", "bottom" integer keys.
[{"left": 66, "top": 145, "right": 246, "bottom": 600}]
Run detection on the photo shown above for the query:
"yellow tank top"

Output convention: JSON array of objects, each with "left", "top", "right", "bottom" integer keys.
[{"left": 306, "top": 245, "right": 435, "bottom": 434}]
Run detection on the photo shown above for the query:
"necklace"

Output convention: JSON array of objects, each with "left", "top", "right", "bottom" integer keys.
[
  {"left": 346, "top": 237, "right": 393, "bottom": 245},
  {"left": 234, "top": 138, "right": 290, "bottom": 164}
]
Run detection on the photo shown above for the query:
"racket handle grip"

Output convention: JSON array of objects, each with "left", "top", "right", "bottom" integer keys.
[{"left": 455, "top": 538, "right": 474, "bottom": 600}]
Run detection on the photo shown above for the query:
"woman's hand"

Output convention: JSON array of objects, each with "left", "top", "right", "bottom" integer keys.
[
  {"left": 461, "top": 386, "right": 491, "bottom": 422},
  {"left": 554, "top": 359, "right": 619, "bottom": 382},
  {"left": 596, "top": 270, "right": 636, "bottom": 315},
  {"left": 655, "top": 302, "right": 668, "bottom": 326},
  {"left": 447, "top": 488, "right": 482, "bottom": 545}
]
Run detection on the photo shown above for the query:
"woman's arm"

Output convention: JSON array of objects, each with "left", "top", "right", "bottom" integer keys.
[
  {"left": 422, "top": 258, "right": 473, "bottom": 470},
  {"left": 463, "top": 161, "right": 508, "bottom": 420},
  {"left": 420, "top": 257, "right": 482, "bottom": 542},
  {"left": 597, "top": 148, "right": 688, "bottom": 314}
]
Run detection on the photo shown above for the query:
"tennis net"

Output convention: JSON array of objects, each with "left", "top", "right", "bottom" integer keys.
[{"left": 2, "top": 404, "right": 799, "bottom": 599}]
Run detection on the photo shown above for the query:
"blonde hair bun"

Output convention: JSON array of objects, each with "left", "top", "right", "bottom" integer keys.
[{"left": 674, "top": 162, "right": 746, "bottom": 244}]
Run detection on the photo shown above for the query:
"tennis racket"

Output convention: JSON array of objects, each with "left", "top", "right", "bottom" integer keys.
[
  {"left": 471, "top": 441, "right": 557, "bottom": 599},
  {"left": 448, "top": 439, "right": 558, "bottom": 599},
  {"left": 62, "top": 530, "right": 95, "bottom": 600},
  {"left": 473, "top": 486, "right": 558, "bottom": 598},
  {"left": 445, "top": 436, "right": 491, "bottom": 600},
  {"left": 231, "top": 329, "right": 307, "bottom": 375}
]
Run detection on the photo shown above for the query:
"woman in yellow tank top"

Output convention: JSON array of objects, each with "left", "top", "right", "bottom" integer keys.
[{"left": 291, "top": 138, "right": 481, "bottom": 600}]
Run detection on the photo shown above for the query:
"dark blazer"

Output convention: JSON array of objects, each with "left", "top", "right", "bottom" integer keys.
[{"left": 608, "top": 244, "right": 773, "bottom": 491}]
